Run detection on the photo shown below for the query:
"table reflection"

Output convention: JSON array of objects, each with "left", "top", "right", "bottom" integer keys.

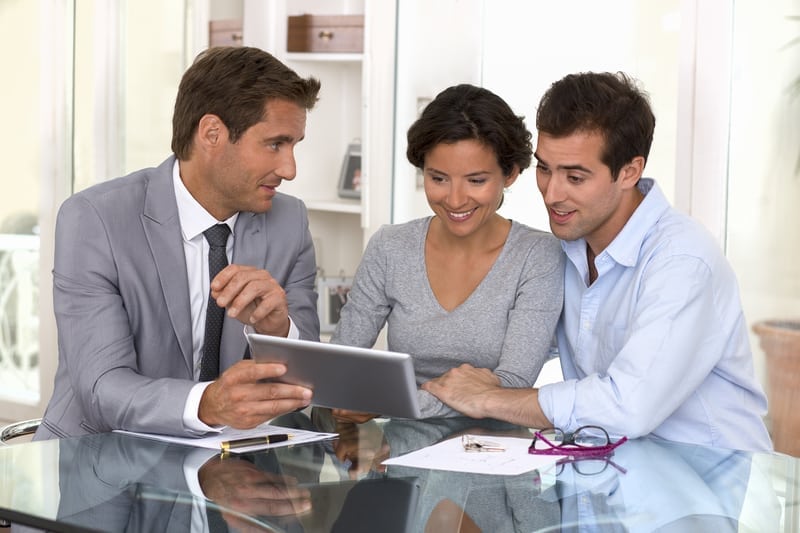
[
  {"left": 55, "top": 431, "right": 326, "bottom": 531},
  {"left": 0, "top": 413, "right": 791, "bottom": 532},
  {"left": 50, "top": 412, "right": 422, "bottom": 532},
  {"left": 321, "top": 415, "right": 783, "bottom": 532},
  {"left": 540, "top": 437, "right": 782, "bottom": 532}
]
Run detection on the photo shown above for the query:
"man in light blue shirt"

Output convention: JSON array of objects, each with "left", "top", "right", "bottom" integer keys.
[{"left": 424, "top": 71, "right": 772, "bottom": 452}]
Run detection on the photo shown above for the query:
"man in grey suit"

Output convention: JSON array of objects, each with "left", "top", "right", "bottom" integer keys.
[{"left": 35, "top": 46, "right": 322, "bottom": 439}]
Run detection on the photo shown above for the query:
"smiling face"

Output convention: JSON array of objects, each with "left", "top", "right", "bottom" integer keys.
[
  {"left": 186, "top": 98, "right": 307, "bottom": 221},
  {"left": 534, "top": 130, "right": 643, "bottom": 254},
  {"left": 423, "top": 139, "right": 518, "bottom": 240}
]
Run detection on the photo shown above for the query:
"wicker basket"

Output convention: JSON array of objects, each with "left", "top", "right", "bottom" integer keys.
[{"left": 752, "top": 320, "right": 800, "bottom": 456}]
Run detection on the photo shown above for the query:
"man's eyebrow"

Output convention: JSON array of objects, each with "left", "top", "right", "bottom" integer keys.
[
  {"left": 265, "top": 134, "right": 297, "bottom": 144},
  {"left": 534, "top": 152, "right": 592, "bottom": 174}
]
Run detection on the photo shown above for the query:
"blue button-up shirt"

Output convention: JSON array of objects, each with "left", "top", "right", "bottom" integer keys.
[{"left": 538, "top": 179, "right": 771, "bottom": 452}]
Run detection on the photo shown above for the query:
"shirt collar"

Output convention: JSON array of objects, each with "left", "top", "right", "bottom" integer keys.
[
  {"left": 562, "top": 178, "right": 670, "bottom": 268},
  {"left": 172, "top": 159, "right": 238, "bottom": 241}
]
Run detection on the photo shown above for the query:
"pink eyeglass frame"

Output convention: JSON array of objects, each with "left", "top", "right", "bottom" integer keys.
[{"left": 528, "top": 431, "right": 628, "bottom": 457}]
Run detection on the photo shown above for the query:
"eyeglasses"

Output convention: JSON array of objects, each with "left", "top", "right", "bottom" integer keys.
[
  {"left": 553, "top": 454, "right": 628, "bottom": 476},
  {"left": 528, "top": 426, "right": 628, "bottom": 458}
]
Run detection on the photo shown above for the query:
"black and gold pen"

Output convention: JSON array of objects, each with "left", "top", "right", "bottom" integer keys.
[{"left": 220, "top": 433, "right": 291, "bottom": 453}]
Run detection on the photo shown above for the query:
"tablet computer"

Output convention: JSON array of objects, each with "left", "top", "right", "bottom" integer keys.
[{"left": 247, "top": 333, "right": 422, "bottom": 419}]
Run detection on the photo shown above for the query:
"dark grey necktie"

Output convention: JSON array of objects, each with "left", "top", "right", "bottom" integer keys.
[{"left": 199, "top": 224, "right": 230, "bottom": 382}]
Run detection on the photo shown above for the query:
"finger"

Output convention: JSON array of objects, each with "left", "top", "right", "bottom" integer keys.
[
  {"left": 225, "top": 278, "right": 274, "bottom": 318},
  {"left": 420, "top": 380, "right": 439, "bottom": 393},
  {"left": 210, "top": 264, "right": 257, "bottom": 293},
  {"left": 213, "top": 266, "right": 270, "bottom": 310},
  {"left": 351, "top": 413, "right": 377, "bottom": 424},
  {"left": 224, "top": 398, "right": 312, "bottom": 429},
  {"left": 331, "top": 408, "right": 361, "bottom": 421},
  {"left": 219, "top": 380, "right": 311, "bottom": 410},
  {"left": 246, "top": 290, "right": 288, "bottom": 324},
  {"left": 239, "top": 482, "right": 310, "bottom": 502},
  {"left": 257, "top": 382, "right": 313, "bottom": 403},
  {"left": 334, "top": 440, "right": 355, "bottom": 463},
  {"left": 230, "top": 497, "right": 311, "bottom": 518},
  {"left": 217, "top": 361, "right": 287, "bottom": 388},
  {"left": 254, "top": 496, "right": 312, "bottom": 517}
]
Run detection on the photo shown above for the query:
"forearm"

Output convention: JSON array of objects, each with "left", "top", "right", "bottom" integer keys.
[
  {"left": 417, "top": 389, "right": 464, "bottom": 418},
  {"left": 479, "top": 387, "right": 552, "bottom": 429},
  {"left": 422, "top": 366, "right": 553, "bottom": 429}
]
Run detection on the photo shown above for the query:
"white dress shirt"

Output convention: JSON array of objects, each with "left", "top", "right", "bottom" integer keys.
[{"left": 171, "top": 161, "right": 299, "bottom": 432}]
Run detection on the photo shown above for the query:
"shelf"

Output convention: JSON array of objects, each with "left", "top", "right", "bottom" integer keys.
[
  {"left": 304, "top": 199, "right": 361, "bottom": 214},
  {"left": 285, "top": 52, "right": 363, "bottom": 63}
]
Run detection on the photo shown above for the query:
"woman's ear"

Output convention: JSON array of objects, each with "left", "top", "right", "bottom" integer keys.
[{"left": 504, "top": 165, "right": 521, "bottom": 188}]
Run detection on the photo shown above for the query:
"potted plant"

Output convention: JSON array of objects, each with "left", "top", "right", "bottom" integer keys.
[{"left": 752, "top": 320, "right": 800, "bottom": 456}]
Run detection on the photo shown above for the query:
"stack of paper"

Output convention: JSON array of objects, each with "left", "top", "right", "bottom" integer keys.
[
  {"left": 115, "top": 422, "right": 337, "bottom": 454},
  {"left": 382, "top": 435, "right": 563, "bottom": 476}
]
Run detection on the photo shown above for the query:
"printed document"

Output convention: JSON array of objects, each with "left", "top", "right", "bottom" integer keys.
[
  {"left": 382, "top": 435, "right": 564, "bottom": 476},
  {"left": 115, "top": 422, "right": 337, "bottom": 453}
]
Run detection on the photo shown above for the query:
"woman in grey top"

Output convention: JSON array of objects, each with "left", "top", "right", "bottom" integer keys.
[{"left": 331, "top": 84, "right": 564, "bottom": 419}]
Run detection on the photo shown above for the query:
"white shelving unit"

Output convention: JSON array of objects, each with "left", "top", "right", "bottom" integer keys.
[
  {"left": 243, "top": 0, "right": 395, "bottom": 280},
  {"left": 284, "top": 52, "right": 361, "bottom": 62}
]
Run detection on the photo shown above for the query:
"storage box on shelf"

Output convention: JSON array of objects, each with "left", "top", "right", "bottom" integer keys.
[
  {"left": 287, "top": 14, "right": 365, "bottom": 53},
  {"left": 209, "top": 19, "right": 243, "bottom": 48}
]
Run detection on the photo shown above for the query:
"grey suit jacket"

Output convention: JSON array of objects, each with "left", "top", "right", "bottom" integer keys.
[{"left": 36, "top": 155, "right": 320, "bottom": 439}]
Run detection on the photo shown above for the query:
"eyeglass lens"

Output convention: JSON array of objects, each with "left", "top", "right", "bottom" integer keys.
[
  {"left": 571, "top": 426, "right": 610, "bottom": 447},
  {"left": 557, "top": 457, "right": 610, "bottom": 476},
  {"left": 538, "top": 426, "right": 610, "bottom": 448}
]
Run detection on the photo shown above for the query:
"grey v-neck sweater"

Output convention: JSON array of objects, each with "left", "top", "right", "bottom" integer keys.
[{"left": 332, "top": 217, "right": 564, "bottom": 418}]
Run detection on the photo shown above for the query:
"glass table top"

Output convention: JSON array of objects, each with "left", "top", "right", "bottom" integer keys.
[{"left": 0, "top": 412, "right": 797, "bottom": 532}]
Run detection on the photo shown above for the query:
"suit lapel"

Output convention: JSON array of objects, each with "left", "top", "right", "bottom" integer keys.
[{"left": 141, "top": 156, "right": 194, "bottom": 374}]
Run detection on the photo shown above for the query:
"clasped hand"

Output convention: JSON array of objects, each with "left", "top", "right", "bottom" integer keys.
[
  {"left": 422, "top": 364, "right": 500, "bottom": 418},
  {"left": 210, "top": 264, "right": 290, "bottom": 337}
]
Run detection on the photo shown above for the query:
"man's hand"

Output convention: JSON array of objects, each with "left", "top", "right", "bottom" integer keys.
[
  {"left": 422, "top": 364, "right": 501, "bottom": 419},
  {"left": 210, "top": 264, "right": 291, "bottom": 337},
  {"left": 332, "top": 420, "right": 389, "bottom": 479},
  {"left": 423, "top": 364, "right": 551, "bottom": 428},
  {"left": 199, "top": 360, "right": 312, "bottom": 428},
  {"left": 199, "top": 455, "right": 311, "bottom": 529},
  {"left": 331, "top": 409, "right": 378, "bottom": 425}
]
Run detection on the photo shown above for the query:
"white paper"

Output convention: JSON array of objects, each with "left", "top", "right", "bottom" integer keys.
[
  {"left": 382, "top": 435, "right": 565, "bottom": 476},
  {"left": 114, "top": 423, "right": 337, "bottom": 453}
]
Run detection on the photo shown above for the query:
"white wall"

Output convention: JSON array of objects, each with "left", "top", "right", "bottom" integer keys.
[
  {"left": 392, "top": 0, "right": 681, "bottom": 232},
  {"left": 726, "top": 0, "right": 800, "bottom": 386},
  {"left": 392, "top": 0, "right": 484, "bottom": 223},
  {"left": 483, "top": 0, "right": 681, "bottom": 232},
  {"left": 390, "top": 0, "right": 800, "bottom": 396}
]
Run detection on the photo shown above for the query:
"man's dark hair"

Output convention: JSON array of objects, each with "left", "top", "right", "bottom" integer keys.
[
  {"left": 172, "top": 46, "right": 321, "bottom": 159},
  {"left": 536, "top": 71, "right": 655, "bottom": 179}
]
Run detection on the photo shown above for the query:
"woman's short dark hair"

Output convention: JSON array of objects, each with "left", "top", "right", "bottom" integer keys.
[
  {"left": 536, "top": 71, "right": 655, "bottom": 179},
  {"left": 406, "top": 84, "right": 532, "bottom": 176},
  {"left": 171, "top": 46, "right": 321, "bottom": 160}
]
